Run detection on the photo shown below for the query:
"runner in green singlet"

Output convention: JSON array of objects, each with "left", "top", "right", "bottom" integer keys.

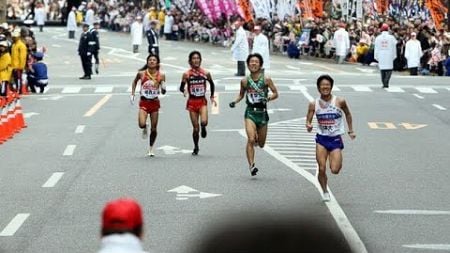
[{"left": 229, "top": 53, "right": 278, "bottom": 176}]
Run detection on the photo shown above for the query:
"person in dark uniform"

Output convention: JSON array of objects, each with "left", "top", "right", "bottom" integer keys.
[
  {"left": 90, "top": 20, "right": 101, "bottom": 74},
  {"left": 78, "top": 23, "right": 93, "bottom": 79},
  {"left": 146, "top": 20, "right": 159, "bottom": 56}
]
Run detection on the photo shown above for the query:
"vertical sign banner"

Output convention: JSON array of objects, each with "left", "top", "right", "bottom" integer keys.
[
  {"left": 356, "top": 0, "right": 363, "bottom": 19},
  {"left": 424, "top": 0, "right": 447, "bottom": 30},
  {"left": 237, "top": 0, "right": 254, "bottom": 22},
  {"left": 342, "top": 0, "right": 349, "bottom": 18}
]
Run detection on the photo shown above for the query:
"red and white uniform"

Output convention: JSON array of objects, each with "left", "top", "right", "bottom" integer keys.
[
  {"left": 185, "top": 68, "right": 207, "bottom": 113},
  {"left": 139, "top": 70, "right": 161, "bottom": 113}
]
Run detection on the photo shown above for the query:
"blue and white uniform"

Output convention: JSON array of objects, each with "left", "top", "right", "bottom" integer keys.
[{"left": 315, "top": 96, "right": 345, "bottom": 151}]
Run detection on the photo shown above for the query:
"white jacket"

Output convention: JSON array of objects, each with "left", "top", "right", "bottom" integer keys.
[
  {"left": 333, "top": 28, "right": 350, "bottom": 57},
  {"left": 131, "top": 21, "right": 144, "bottom": 45},
  {"left": 98, "top": 233, "right": 149, "bottom": 253},
  {"left": 404, "top": 39, "right": 423, "bottom": 68},
  {"left": 85, "top": 9, "right": 95, "bottom": 27},
  {"left": 67, "top": 10, "right": 77, "bottom": 31},
  {"left": 374, "top": 31, "right": 397, "bottom": 70},
  {"left": 34, "top": 7, "right": 46, "bottom": 26},
  {"left": 252, "top": 33, "right": 270, "bottom": 69},
  {"left": 231, "top": 27, "right": 249, "bottom": 61}
]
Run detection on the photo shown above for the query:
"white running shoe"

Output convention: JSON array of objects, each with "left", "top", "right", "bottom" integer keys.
[
  {"left": 142, "top": 125, "right": 148, "bottom": 139},
  {"left": 322, "top": 192, "right": 331, "bottom": 202}
]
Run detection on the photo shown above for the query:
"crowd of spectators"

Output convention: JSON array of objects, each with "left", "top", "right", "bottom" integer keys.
[{"left": 8, "top": 0, "right": 450, "bottom": 76}]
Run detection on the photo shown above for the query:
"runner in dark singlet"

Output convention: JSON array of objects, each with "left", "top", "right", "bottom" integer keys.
[
  {"left": 229, "top": 53, "right": 278, "bottom": 176},
  {"left": 179, "top": 51, "right": 216, "bottom": 155},
  {"left": 131, "top": 54, "right": 166, "bottom": 156}
]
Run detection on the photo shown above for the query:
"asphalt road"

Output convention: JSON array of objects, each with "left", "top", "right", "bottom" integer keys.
[{"left": 0, "top": 27, "right": 449, "bottom": 253}]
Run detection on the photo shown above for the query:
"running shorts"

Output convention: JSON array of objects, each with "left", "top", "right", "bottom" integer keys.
[
  {"left": 245, "top": 107, "right": 269, "bottom": 128},
  {"left": 139, "top": 97, "right": 160, "bottom": 113},
  {"left": 186, "top": 97, "right": 207, "bottom": 113},
  {"left": 315, "top": 134, "right": 344, "bottom": 151}
]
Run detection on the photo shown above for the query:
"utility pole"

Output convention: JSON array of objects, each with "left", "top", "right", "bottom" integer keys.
[{"left": 0, "top": 0, "right": 6, "bottom": 23}]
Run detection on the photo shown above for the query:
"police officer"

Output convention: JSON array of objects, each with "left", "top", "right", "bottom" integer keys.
[
  {"left": 90, "top": 20, "right": 101, "bottom": 74},
  {"left": 146, "top": 20, "right": 159, "bottom": 56},
  {"left": 78, "top": 23, "right": 93, "bottom": 79}
]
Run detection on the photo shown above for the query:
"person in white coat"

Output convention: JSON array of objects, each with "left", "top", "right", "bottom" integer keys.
[
  {"left": 374, "top": 24, "right": 397, "bottom": 88},
  {"left": 252, "top": 26, "right": 270, "bottom": 72},
  {"left": 84, "top": 3, "right": 95, "bottom": 28},
  {"left": 333, "top": 23, "right": 350, "bottom": 64},
  {"left": 98, "top": 198, "right": 149, "bottom": 253},
  {"left": 163, "top": 12, "right": 174, "bottom": 40},
  {"left": 130, "top": 16, "right": 144, "bottom": 53},
  {"left": 404, "top": 32, "right": 423, "bottom": 75},
  {"left": 231, "top": 20, "right": 249, "bottom": 76},
  {"left": 34, "top": 2, "right": 46, "bottom": 32},
  {"left": 67, "top": 6, "right": 77, "bottom": 39}
]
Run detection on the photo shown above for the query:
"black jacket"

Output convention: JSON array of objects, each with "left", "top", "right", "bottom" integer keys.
[
  {"left": 89, "top": 28, "right": 100, "bottom": 52},
  {"left": 78, "top": 31, "right": 94, "bottom": 55},
  {"left": 146, "top": 29, "right": 159, "bottom": 48}
]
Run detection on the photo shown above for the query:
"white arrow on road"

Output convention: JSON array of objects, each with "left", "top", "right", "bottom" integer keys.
[
  {"left": 168, "top": 185, "right": 198, "bottom": 194},
  {"left": 168, "top": 185, "right": 222, "bottom": 200},
  {"left": 38, "top": 95, "right": 63, "bottom": 101},
  {"left": 178, "top": 192, "right": 222, "bottom": 199},
  {"left": 157, "top": 145, "right": 192, "bottom": 155},
  {"left": 267, "top": 108, "right": 292, "bottom": 114},
  {"left": 24, "top": 112, "right": 40, "bottom": 118}
]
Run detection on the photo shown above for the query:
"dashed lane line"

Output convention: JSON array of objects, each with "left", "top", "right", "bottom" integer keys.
[
  {"left": 84, "top": 94, "right": 112, "bottom": 117},
  {"left": 75, "top": 125, "right": 86, "bottom": 134},
  {"left": 432, "top": 104, "right": 447, "bottom": 110},
  {"left": 0, "top": 213, "right": 30, "bottom": 236},
  {"left": 63, "top": 145, "right": 76, "bottom": 156},
  {"left": 42, "top": 172, "right": 64, "bottom": 188}
]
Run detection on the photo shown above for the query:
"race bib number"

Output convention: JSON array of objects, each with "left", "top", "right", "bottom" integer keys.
[
  {"left": 141, "top": 80, "right": 159, "bottom": 98},
  {"left": 190, "top": 84, "right": 205, "bottom": 96},
  {"left": 247, "top": 91, "right": 263, "bottom": 104}
]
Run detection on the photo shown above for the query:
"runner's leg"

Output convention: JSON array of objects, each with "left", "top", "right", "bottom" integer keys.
[
  {"left": 139, "top": 109, "right": 148, "bottom": 139},
  {"left": 256, "top": 124, "right": 268, "bottom": 148},
  {"left": 149, "top": 111, "right": 159, "bottom": 155},
  {"left": 189, "top": 110, "right": 200, "bottom": 154},
  {"left": 316, "top": 143, "right": 329, "bottom": 194},
  {"left": 245, "top": 119, "right": 258, "bottom": 175},
  {"left": 329, "top": 149, "right": 343, "bottom": 174},
  {"left": 199, "top": 105, "right": 208, "bottom": 138}
]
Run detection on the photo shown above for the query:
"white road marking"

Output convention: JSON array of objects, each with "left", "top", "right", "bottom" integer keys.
[
  {"left": 0, "top": 213, "right": 30, "bottom": 236},
  {"left": 288, "top": 85, "right": 307, "bottom": 91},
  {"left": 225, "top": 85, "right": 240, "bottom": 91},
  {"left": 413, "top": 94, "right": 424, "bottom": 99},
  {"left": 42, "top": 172, "right": 64, "bottom": 188},
  {"left": 403, "top": 244, "right": 450, "bottom": 250},
  {"left": 352, "top": 86, "right": 372, "bottom": 92},
  {"left": 24, "top": 112, "right": 40, "bottom": 118},
  {"left": 385, "top": 87, "right": 404, "bottom": 92},
  {"left": 94, "top": 86, "right": 113, "bottom": 93},
  {"left": 63, "top": 145, "right": 76, "bottom": 156},
  {"left": 300, "top": 89, "right": 314, "bottom": 102},
  {"left": 61, "top": 87, "right": 81, "bottom": 93},
  {"left": 166, "top": 85, "right": 177, "bottom": 91},
  {"left": 75, "top": 125, "right": 85, "bottom": 134},
  {"left": 52, "top": 44, "right": 62, "bottom": 48},
  {"left": 432, "top": 104, "right": 447, "bottom": 110},
  {"left": 416, "top": 87, "right": 437, "bottom": 93},
  {"left": 375, "top": 210, "right": 450, "bottom": 215}
]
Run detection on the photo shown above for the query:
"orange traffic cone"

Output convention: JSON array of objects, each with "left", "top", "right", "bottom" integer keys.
[
  {"left": 14, "top": 98, "right": 27, "bottom": 130},
  {"left": 7, "top": 99, "right": 17, "bottom": 136},
  {"left": 0, "top": 97, "right": 5, "bottom": 144},
  {"left": 20, "top": 80, "right": 29, "bottom": 95}
]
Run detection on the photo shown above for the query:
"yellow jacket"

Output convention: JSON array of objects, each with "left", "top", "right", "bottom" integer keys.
[
  {"left": 149, "top": 10, "right": 157, "bottom": 20},
  {"left": 158, "top": 11, "right": 165, "bottom": 24},
  {"left": 11, "top": 39, "right": 27, "bottom": 70},
  {"left": 356, "top": 44, "right": 369, "bottom": 56},
  {"left": 0, "top": 52, "right": 12, "bottom": 82}
]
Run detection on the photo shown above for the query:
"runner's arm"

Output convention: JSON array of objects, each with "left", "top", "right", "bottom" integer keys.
[
  {"left": 160, "top": 72, "right": 166, "bottom": 95},
  {"left": 179, "top": 73, "right": 187, "bottom": 93},
  {"left": 266, "top": 77, "right": 278, "bottom": 102},
  {"left": 131, "top": 72, "right": 140, "bottom": 95},
  {"left": 305, "top": 102, "right": 315, "bottom": 132},
  {"left": 340, "top": 98, "right": 355, "bottom": 137},
  {"left": 206, "top": 71, "right": 215, "bottom": 98}
]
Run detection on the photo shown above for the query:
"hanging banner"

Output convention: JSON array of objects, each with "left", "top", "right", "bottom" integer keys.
[
  {"left": 165, "top": 0, "right": 171, "bottom": 9},
  {"left": 237, "top": 0, "right": 254, "bottom": 22},
  {"left": 312, "top": 0, "right": 323, "bottom": 17},
  {"left": 250, "top": 0, "right": 271, "bottom": 19},
  {"left": 298, "top": 0, "right": 314, "bottom": 19},
  {"left": 424, "top": 0, "right": 447, "bottom": 30},
  {"left": 342, "top": 0, "right": 349, "bottom": 18},
  {"left": 196, "top": 0, "right": 214, "bottom": 21},
  {"left": 173, "top": 0, "right": 191, "bottom": 14},
  {"left": 356, "top": 0, "right": 363, "bottom": 18}
]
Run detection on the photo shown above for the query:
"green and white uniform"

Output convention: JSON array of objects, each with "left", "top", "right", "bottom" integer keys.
[{"left": 244, "top": 74, "right": 269, "bottom": 127}]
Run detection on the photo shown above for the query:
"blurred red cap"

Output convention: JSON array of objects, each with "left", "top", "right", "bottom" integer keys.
[
  {"left": 380, "top": 23, "right": 389, "bottom": 31},
  {"left": 102, "top": 198, "right": 143, "bottom": 231}
]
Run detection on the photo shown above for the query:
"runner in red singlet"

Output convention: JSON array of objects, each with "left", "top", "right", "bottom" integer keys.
[
  {"left": 179, "top": 51, "right": 216, "bottom": 155},
  {"left": 131, "top": 54, "right": 166, "bottom": 156}
]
